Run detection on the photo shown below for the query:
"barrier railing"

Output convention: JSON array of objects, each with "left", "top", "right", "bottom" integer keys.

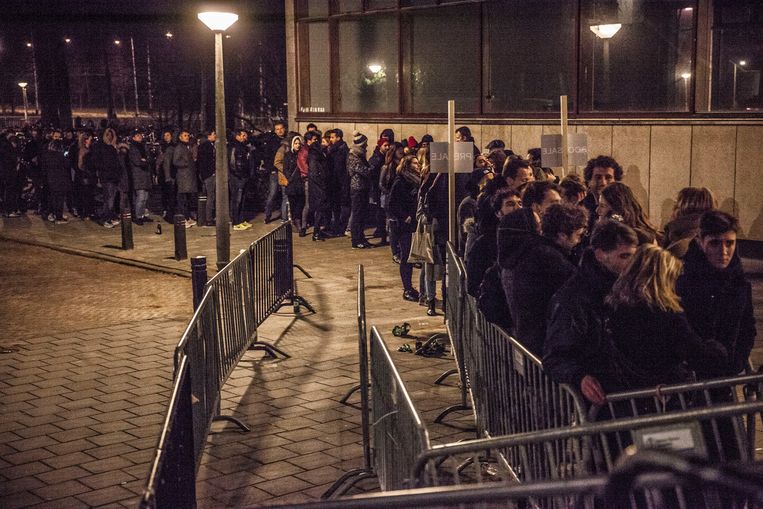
[
  {"left": 432, "top": 242, "right": 473, "bottom": 425},
  {"left": 370, "top": 325, "right": 433, "bottom": 490},
  {"left": 140, "top": 224, "right": 314, "bottom": 509}
]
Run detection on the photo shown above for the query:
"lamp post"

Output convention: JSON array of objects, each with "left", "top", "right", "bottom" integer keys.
[
  {"left": 732, "top": 60, "right": 747, "bottom": 109},
  {"left": 18, "top": 82, "right": 29, "bottom": 122},
  {"left": 26, "top": 41, "right": 40, "bottom": 114},
  {"left": 590, "top": 24, "right": 622, "bottom": 109},
  {"left": 198, "top": 10, "right": 238, "bottom": 270}
]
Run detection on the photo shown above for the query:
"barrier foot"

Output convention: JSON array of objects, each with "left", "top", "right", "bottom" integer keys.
[
  {"left": 212, "top": 414, "right": 251, "bottom": 432},
  {"left": 339, "top": 384, "right": 361, "bottom": 405},
  {"left": 249, "top": 341, "right": 291, "bottom": 359},
  {"left": 415, "top": 332, "right": 449, "bottom": 355},
  {"left": 321, "top": 469, "right": 375, "bottom": 500},
  {"left": 292, "top": 295, "right": 316, "bottom": 314},
  {"left": 434, "top": 403, "right": 473, "bottom": 424},
  {"left": 293, "top": 264, "right": 312, "bottom": 279},
  {"left": 434, "top": 368, "right": 458, "bottom": 385}
]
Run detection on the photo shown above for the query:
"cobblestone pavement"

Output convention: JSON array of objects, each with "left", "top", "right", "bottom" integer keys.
[{"left": 1, "top": 212, "right": 763, "bottom": 508}]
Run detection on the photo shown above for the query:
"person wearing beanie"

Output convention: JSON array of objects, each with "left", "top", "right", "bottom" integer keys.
[
  {"left": 369, "top": 137, "right": 391, "bottom": 245},
  {"left": 420, "top": 134, "right": 433, "bottom": 147},
  {"left": 348, "top": 130, "right": 373, "bottom": 248},
  {"left": 380, "top": 128, "right": 395, "bottom": 143}
]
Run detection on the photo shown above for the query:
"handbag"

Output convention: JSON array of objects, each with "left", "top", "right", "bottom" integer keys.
[{"left": 409, "top": 216, "right": 434, "bottom": 264}]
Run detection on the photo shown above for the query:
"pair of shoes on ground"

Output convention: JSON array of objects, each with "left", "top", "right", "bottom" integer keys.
[{"left": 392, "top": 322, "right": 411, "bottom": 337}]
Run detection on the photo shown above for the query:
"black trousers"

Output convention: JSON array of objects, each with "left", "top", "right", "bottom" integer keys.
[{"left": 350, "top": 189, "right": 369, "bottom": 244}]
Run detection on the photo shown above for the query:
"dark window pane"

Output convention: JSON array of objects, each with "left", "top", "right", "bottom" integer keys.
[
  {"left": 337, "top": 15, "right": 400, "bottom": 113},
  {"left": 485, "top": 0, "right": 575, "bottom": 113},
  {"left": 337, "top": 0, "right": 363, "bottom": 14},
  {"left": 711, "top": 0, "right": 763, "bottom": 111},
  {"left": 404, "top": 4, "right": 481, "bottom": 113},
  {"left": 299, "top": 22, "right": 331, "bottom": 113},
  {"left": 367, "top": 0, "right": 398, "bottom": 9},
  {"left": 296, "top": 0, "right": 328, "bottom": 18},
  {"left": 580, "top": 0, "right": 696, "bottom": 112}
]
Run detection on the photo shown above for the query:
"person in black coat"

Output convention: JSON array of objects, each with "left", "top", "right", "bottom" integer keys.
[
  {"left": 605, "top": 244, "right": 729, "bottom": 390},
  {"left": 500, "top": 203, "right": 588, "bottom": 356},
  {"left": 348, "top": 131, "right": 373, "bottom": 249},
  {"left": 93, "top": 128, "right": 122, "bottom": 226},
  {"left": 306, "top": 132, "right": 330, "bottom": 241},
  {"left": 39, "top": 140, "right": 70, "bottom": 223},
  {"left": 197, "top": 131, "right": 216, "bottom": 226},
  {"left": 283, "top": 134, "right": 306, "bottom": 232},
  {"left": 128, "top": 131, "right": 152, "bottom": 224},
  {"left": 172, "top": 129, "right": 198, "bottom": 226},
  {"left": 544, "top": 220, "right": 638, "bottom": 404},
  {"left": 327, "top": 129, "right": 350, "bottom": 235},
  {"left": 388, "top": 155, "right": 422, "bottom": 301},
  {"left": 676, "top": 210, "right": 756, "bottom": 378}
]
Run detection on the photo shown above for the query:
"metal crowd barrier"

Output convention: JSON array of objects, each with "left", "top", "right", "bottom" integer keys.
[
  {"left": 140, "top": 223, "right": 315, "bottom": 509},
  {"left": 283, "top": 441, "right": 763, "bottom": 509},
  {"left": 409, "top": 400, "right": 763, "bottom": 508}
]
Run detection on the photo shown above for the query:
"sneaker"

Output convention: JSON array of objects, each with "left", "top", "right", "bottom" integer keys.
[
  {"left": 103, "top": 221, "right": 116, "bottom": 229},
  {"left": 7, "top": 211, "right": 21, "bottom": 218},
  {"left": 403, "top": 289, "right": 420, "bottom": 302},
  {"left": 47, "top": 213, "right": 55, "bottom": 222},
  {"left": 392, "top": 254, "right": 401, "bottom": 264},
  {"left": 233, "top": 223, "right": 248, "bottom": 231},
  {"left": 185, "top": 219, "right": 196, "bottom": 228},
  {"left": 54, "top": 217, "right": 69, "bottom": 224},
  {"left": 243, "top": 220, "right": 252, "bottom": 227},
  {"left": 62, "top": 214, "right": 70, "bottom": 220},
  {"left": 109, "top": 218, "right": 120, "bottom": 226},
  {"left": 352, "top": 242, "right": 373, "bottom": 249}
]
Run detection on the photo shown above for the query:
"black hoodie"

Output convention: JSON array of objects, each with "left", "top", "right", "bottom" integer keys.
[
  {"left": 676, "top": 241, "right": 756, "bottom": 377},
  {"left": 498, "top": 208, "right": 576, "bottom": 356}
]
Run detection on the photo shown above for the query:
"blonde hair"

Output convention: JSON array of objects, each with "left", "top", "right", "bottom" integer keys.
[
  {"left": 671, "top": 187, "right": 716, "bottom": 220},
  {"left": 606, "top": 244, "right": 683, "bottom": 313}
]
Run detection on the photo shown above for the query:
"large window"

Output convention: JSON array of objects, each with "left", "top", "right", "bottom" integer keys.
[
  {"left": 711, "top": 0, "right": 763, "bottom": 111},
  {"left": 337, "top": 15, "right": 399, "bottom": 113},
  {"left": 294, "top": 0, "right": 762, "bottom": 117}
]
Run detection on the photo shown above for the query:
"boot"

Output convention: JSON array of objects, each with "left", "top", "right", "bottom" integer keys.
[
  {"left": 299, "top": 227, "right": 307, "bottom": 237},
  {"left": 426, "top": 300, "right": 437, "bottom": 316}
]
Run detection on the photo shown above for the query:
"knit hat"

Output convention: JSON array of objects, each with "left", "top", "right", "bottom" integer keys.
[
  {"left": 377, "top": 137, "right": 388, "bottom": 147},
  {"left": 380, "top": 128, "right": 395, "bottom": 143},
  {"left": 421, "top": 134, "right": 434, "bottom": 144},
  {"left": 353, "top": 130, "right": 368, "bottom": 147},
  {"left": 407, "top": 136, "right": 418, "bottom": 148}
]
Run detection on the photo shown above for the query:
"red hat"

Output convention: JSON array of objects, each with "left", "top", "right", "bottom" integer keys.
[
  {"left": 407, "top": 136, "right": 418, "bottom": 148},
  {"left": 377, "top": 137, "right": 388, "bottom": 147}
]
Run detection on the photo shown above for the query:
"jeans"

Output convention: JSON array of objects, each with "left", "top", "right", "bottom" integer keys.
[
  {"left": 133, "top": 189, "right": 149, "bottom": 218},
  {"left": 100, "top": 182, "right": 118, "bottom": 221},
  {"left": 287, "top": 193, "right": 305, "bottom": 229},
  {"left": 350, "top": 189, "right": 369, "bottom": 244},
  {"left": 204, "top": 174, "right": 216, "bottom": 223},
  {"left": 229, "top": 175, "right": 246, "bottom": 225},
  {"left": 398, "top": 230, "right": 414, "bottom": 292},
  {"left": 264, "top": 172, "right": 286, "bottom": 219},
  {"left": 177, "top": 192, "right": 194, "bottom": 220}
]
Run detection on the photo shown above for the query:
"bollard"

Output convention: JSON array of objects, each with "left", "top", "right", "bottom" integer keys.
[
  {"left": 174, "top": 214, "right": 187, "bottom": 261},
  {"left": 120, "top": 210, "right": 134, "bottom": 250},
  {"left": 197, "top": 195, "right": 207, "bottom": 227},
  {"left": 191, "top": 256, "right": 208, "bottom": 310}
]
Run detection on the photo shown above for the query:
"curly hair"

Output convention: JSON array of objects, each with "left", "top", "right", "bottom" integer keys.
[
  {"left": 583, "top": 155, "right": 623, "bottom": 183},
  {"left": 541, "top": 203, "right": 588, "bottom": 240}
]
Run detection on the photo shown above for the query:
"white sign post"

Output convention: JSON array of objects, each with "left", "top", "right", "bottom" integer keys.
[
  {"left": 560, "top": 95, "right": 570, "bottom": 177},
  {"left": 447, "top": 100, "right": 456, "bottom": 246}
]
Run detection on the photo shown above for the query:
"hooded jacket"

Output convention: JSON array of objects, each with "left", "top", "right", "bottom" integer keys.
[
  {"left": 93, "top": 129, "right": 122, "bottom": 184},
  {"left": 328, "top": 140, "right": 349, "bottom": 205},
  {"left": 544, "top": 249, "right": 622, "bottom": 390},
  {"left": 676, "top": 241, "right": 756, "bottom": 377},
  {"left": 347, "top": 144, "right": 371, "bottom": 193},
  {"left": 307, "top": 142, "right": 329, "bottom": 212},
  {"left": 284, "top": 135, "right": 305, "bottom": 197},
  {"left": 498, "top": 208, "right": 575, "bottom": 356}
]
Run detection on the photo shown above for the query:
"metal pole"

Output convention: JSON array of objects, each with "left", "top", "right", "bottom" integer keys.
[
  {"left": 214, "top": 31, "right": 231, "bottom": 270},
  {"left": 560, "top": 95, "right": 569, "bottom": 177},
  {"left": 130, "top": 36, "right": 140, "bottom": 116},
  {"left": 120, "top": 210, "right": 134, "bottom": 250},
  {"left": 174, "top": 214, "right": 188, "bottom": 260},
  {"left": 146, "top": 39, "right": 153, "bottom": 112},
  {"left": 447, "top": 100, "right": 456, "bottom": 246},
  {"left": 21, "top": 87, "right": 28, "bottom": 122},
  {"left": 191, "top": 256, "right": 208, "bottom": 310},
  {"left": 32, "top": 58, "right": 40, "bottom": 114},
  {"left": 733, "top": 63, "right": 738, "bottom": 109}
]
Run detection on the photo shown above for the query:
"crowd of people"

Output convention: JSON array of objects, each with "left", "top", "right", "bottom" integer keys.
[{"left": 0, "top": 121, "right": 756, "bottom": 403}]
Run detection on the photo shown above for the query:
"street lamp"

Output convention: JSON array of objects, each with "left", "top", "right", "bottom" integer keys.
[
  {"left": 18, "top": 82, "right": 29, "bottom": 122},
  {"left": 25, "top": 41, "right": 40, "bottom": 114},
  {"left": 198, "top": 9, "right": 238, "bottom": 270},
  {"left": 733, "top": 60, "right": 747, "bottom": 108},
  {"left": 590, "top": 23, "right": 622, "bottom": 109}
]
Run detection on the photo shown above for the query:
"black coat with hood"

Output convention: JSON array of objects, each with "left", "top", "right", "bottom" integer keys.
[
  {"left": 676, "top": 241, "right": 756, "bottom": 377},
  {"left": 543, "top": 248, "right": 623, "bottom": 391},
  {"left": 327, "top": 140, "right": 349, "bottom": 205},
  {"left": 387, "top": 166, "right": 420, "bottom": 234},
  {"left": 284, "top": 135, "right": 305, "bottom": 197},
  {"left": 307, "top": 142, "right": 329, "bottom": 212},
  {"left": 498, "top": 209, "right": 576, "bottom": 356}
]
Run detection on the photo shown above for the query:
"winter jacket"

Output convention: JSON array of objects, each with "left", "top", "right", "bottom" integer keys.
[
  {"left": 543, "top": 249, "right": 622, "bottom": 391},
  {"left": 457, "top": 195, "right": 478, "bottom": 258},
  {"left": 128, "top": 140, "right": 151, "bottom": 191},
  {"left": 162, "top": 144, "right": 176, "bottom": 181},
  {"left": 39, "top": 146, "right": 69, "bottom": 191},
  {"left": 328, "top": 140, "right": 349, "bottom": 206},
  {"left": 347, "top": 146, "right": 371, "bottom": 193},
  {"left": 172, "top": 142, "right": 198, "bottom": 193},
  {"left": 228, "top": 140, "right": 249, "bottom": 180},
  {"left": 419, "top": 173, "right": 449, "bottom": 248},
  {"left": 92, "top": 141, "right": 122, "bottom": 185},
  {"left": 197, "top": 140, "right": 215, "bottom": 181},
  {"left": 499, "top": 211, "right": 575, "bottom": 356},
  {"left": 465, "top": 226, "right": 496, "bottom": 297},
  {"left": 387, "top": 171, "right": 419, "bottom": 233},
  {"left": 676, "top": 241, "right": 756, "bottom": 377},
  {"left": 284, "top": 136, "right": 304, "bottom": 197},
  {"left": 307, "top": 143, "right": 329, "bottom": 212},
  {"left": 297, "top": 146, "right": 309, "bottom": 178},
  {"left": 606, "top": 303, "right": 728, "bottom": 390}
]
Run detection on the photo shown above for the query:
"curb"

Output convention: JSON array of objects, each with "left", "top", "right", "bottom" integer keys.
[{"left": 0, "top": 235, "right": 192, "bottom": 278}]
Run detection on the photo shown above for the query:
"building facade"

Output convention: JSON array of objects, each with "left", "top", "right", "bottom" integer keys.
[{"left": 285, "top": 0, "right": 763, "bottom": 240}]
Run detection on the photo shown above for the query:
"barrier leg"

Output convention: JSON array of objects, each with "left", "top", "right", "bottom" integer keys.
[
  {"left": 415, "top": 332, "right": 449, "bottom": 355},
  {"left": 321, "top": 469, "right": 376, "bottom": 499},
  {"left": 434, "top": 368, "right": 458, "bottom": 385},
  {"left": 212, "top": 414, "right": 251, "bottom": 432}
]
